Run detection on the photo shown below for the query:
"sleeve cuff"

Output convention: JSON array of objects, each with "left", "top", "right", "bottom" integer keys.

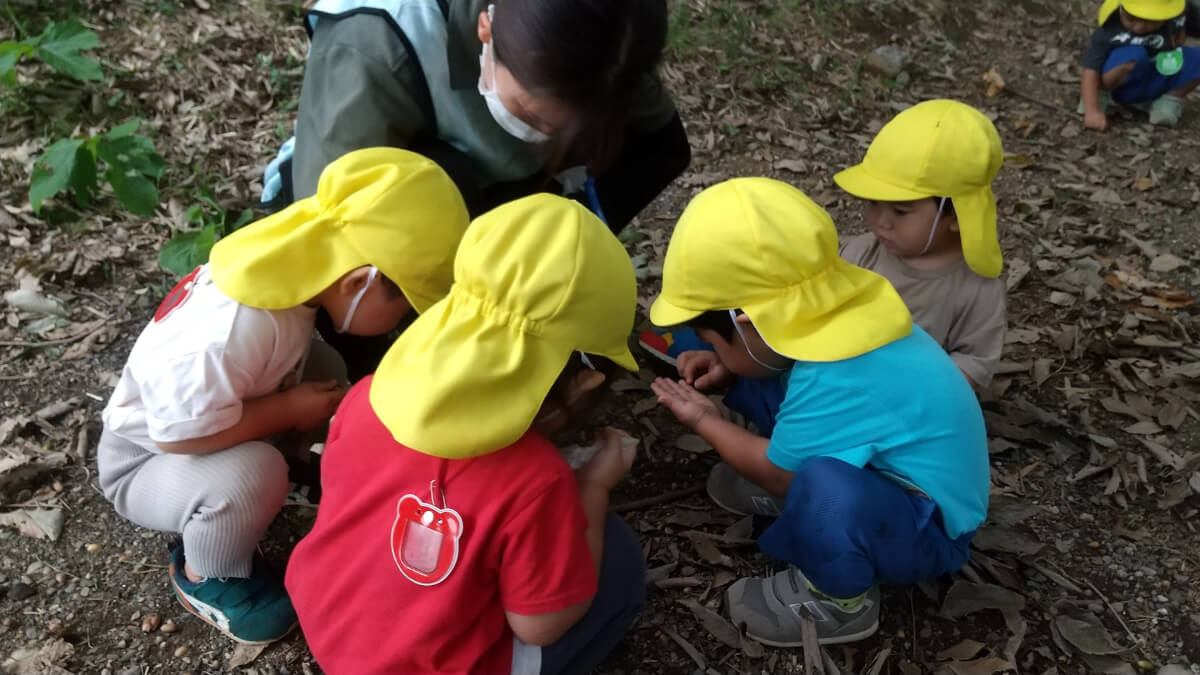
[{"left": 147, "top": 405, "right": 242, "bottom": 444}]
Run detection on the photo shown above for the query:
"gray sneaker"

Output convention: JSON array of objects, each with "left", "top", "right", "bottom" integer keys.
[
  {"left": 706, "top": 462, "right": 785, "bottom": 517},
  {"left": 726, "top": 568, "right": 880, "bottom": 647}
]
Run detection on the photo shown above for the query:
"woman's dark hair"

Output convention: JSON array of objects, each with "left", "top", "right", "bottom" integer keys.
[
  {"left": 492, "top": 0, "right": 668, "bottom": 168},
  {"left": 686, "top": 309, "right": 737, "bottom": 343}
]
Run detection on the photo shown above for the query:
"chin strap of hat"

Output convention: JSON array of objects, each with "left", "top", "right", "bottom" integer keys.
[{"left": 919, "top": 197, "right": 948, "bottom": 256}]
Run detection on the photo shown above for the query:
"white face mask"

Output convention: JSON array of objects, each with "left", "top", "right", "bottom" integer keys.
[
  {"left": 729, "top": 310, "right": 788, "bottom": 373},
  {"left": 338, "top": 266, "right": 377, "bottom": 334},
  {"left": 477, "top": 6, "right": 551, "bottom": 144}
]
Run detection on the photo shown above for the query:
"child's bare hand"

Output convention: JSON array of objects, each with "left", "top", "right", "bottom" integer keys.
[
  {"left": 576, "top": 428, "right": 636, "bottom": 491},
  {"left": 676, "top": 350, "right": 735, "bottom": 390},
  {"left": 1083, "top": 109, "right": 1108, "bottom": 131},
  {"left": 288, "top": 380, "right": 346, "bottom": 432},
  {"left": 650, "top": 377, "right": 721, "bottom": 428}
]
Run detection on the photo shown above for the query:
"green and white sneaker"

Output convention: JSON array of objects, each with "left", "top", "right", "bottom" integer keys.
[
  {"left": 1149, "top": 94, "right": 1184, "bottom": 127},
  {"left": 168, "top": 543, "right": 297, "bottom": 645},
  {"left": 726, "top": 568, "right": 880, "bottom": 646}
]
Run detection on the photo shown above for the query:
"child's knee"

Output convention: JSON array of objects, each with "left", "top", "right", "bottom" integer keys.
[
  {"left": 219, "top": 442, "right": 290, "bottom": 507},
  {"left": 791, "top": 457, "right": 861, "bottom": 503},
  {"left": 1101, "top": 45, "right": 1149, "bottom": 88},
  {"left": 1101, "top": 60, "right": 1138, "bottom": 89}
]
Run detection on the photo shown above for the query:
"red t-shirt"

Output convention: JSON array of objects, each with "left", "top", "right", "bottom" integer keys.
[{"left": 285, "top": 377, "right": 597, "bottom": 674}]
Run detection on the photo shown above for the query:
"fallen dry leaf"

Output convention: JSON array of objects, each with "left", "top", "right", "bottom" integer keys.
[
  {"left": 972, "top": 526, "right": 1044, "bottom": 557},
  {"left": 941, "top": 580, "right": 1025, "bottom": 618},
  {"left": 0, "top": 638, "right": 74, "bottom": 675},
  {"left": 227, "top": 643, "right": 268, "bottom": 669},
  {"left": 0, "top": 508, "right": 64, "bottom": 541},
  {"left": 1149, "top": 253, "right": 1185, "bottom": 273},
  {"left": 947, "top": 656, "right": 1016, "bottom": 675},
  {"left": 981, "top": 67, "right": 1006, "bottom": 97},
  {"left": 936, "top": 639, "right": 986, "bottom": 661},
  {"left": 678, "top": 599, "right": 740, "bottom": 649},
  {"left": 674, "top": 434, "right": 711, "bottom": 454},
  {"left": 1123, "top": 421, "right": 1162, "bottom": 435},
  {"left": 1056, "top": 615, "right": 1122, "bottom": 655},
  {"left": 683, "top": 531, "right": 732, "bottom": 567}
]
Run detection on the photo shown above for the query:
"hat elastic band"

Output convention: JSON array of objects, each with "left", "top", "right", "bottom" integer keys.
[
  {"left": 918, "top": 197, "right": 948, "bottom": 257},
  {"left": 730, "top": 309, "right": 788, "bottom": 372},
  {"left": 338, "top": 266, "right": 377, "bottom": 333}
]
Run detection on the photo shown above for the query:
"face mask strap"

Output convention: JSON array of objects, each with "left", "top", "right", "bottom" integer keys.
[
  {"left": 338, "top": 266, "right": 377, "bottom": 334},
  {"left": 477, "top": 5, "right": 551, "bottom": 144},
  {"left": 729, "top": 309, "right": 787, "bottom": 373},
  {"left": 918, "top": 197, "right": 947, "bottom": 256}
]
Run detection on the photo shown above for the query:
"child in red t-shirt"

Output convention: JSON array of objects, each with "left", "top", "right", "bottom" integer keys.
[{"left": 285, "top": 194, "right": 645, "bottom": 674}]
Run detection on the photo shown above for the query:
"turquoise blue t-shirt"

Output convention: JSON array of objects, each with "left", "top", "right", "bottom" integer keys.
[{"left": 765, "top": 326, "right": 989, "bottom": 538}]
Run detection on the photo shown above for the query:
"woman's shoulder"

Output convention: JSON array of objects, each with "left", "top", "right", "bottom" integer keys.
[{"left": 310, "top": 11, "right": 417, "bottom": 69}]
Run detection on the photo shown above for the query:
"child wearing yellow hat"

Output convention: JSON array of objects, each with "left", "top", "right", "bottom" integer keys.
[
  {"left": 649, "top": 178, "right": 990, "bottom": 646},
  {"left": 97, "top": 148, "right": 469, "bottom": 645},
  {"left": 285, "top": 194, "right": 646, "bottom": 674},
  {"left": 835, "top": 99, "right": 1006, "bottom": 390},
  {"left": 1080, "top": 0, "right": 1200, "bottom": 129}
]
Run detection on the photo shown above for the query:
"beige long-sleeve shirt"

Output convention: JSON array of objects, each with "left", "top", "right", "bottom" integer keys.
[{"left": 841, "top": 233, "right": 1007, "bottom": 386}]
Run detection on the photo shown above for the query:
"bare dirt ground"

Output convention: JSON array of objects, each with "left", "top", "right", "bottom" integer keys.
[{"left": 1, "top": 1, "right": 1199, "bottom": 673}]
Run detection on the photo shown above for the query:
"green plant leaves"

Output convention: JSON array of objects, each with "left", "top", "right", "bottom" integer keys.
[
  {"left": 96, "top": 129, "right": 164, "bottom": 180},
  {"left": 32, "top": 19, "right": 102, "bottom": 83},
  {"left": 159, "top": 225, "right": 218, "bottom": 277},
  {"left": 29, "top": 120, "right": 162, "bottom": 216},
  {"left": 0, "top": 42, "right": 34, "bottom": 86},
  {"left": 106, "top": 167, "right": 158, "bottom": 217},
  {"left": 30, "top": 138, "right": 85, "bottom": 212}
]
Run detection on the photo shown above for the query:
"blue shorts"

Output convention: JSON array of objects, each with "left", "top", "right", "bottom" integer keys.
[
  {"left": 724, "top": 378, "right": 974, "bottom": 597},
  {"left": 759, "top": 457, "right": 974, "bottom": 598},
  {"left": 1105, "top": 44, "right": 1200, "bottom": 103}
]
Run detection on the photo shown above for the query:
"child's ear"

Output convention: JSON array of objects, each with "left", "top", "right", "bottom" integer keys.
[
  {"left": 945, "top": 213, "right": 961, "bottom": 234},
  {"left": 337, "top": 267, "right": 372, "bottom": 296},
  {"left": 564, "top": 369, "right": 606, "bottom": 408}
]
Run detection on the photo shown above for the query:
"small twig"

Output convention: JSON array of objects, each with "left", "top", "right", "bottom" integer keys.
[
  {"left": 1083, "top": 578, "right": 1151, "bottom": 662},
  {"left": 0, "top": 329, "right": 100, "bottom": 348},
  {"left": 0, "top": 319, "right": 126, "bottom": 351},
  {"left": 659, "top": 623, "right": 707, "bottom": 670},
  {"left": 0, "top": 374, "right": 34, "bottom": 381},
  {"left": 611, "top": 485, "right": 704, "bottom": 513},
  {"left": 1002, "top": 85, "right": 1065, "bottom": 113},
  {"left": 36, "top": 558, "right": 77, "bottom": 580}
]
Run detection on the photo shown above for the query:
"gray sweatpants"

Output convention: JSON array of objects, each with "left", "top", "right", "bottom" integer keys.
[{"left": 97, "top": 340, "right": 346, "bottom": 579}]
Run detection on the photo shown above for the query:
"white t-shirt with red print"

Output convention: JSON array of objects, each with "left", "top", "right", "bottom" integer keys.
[{"left": 102, "top": 264, "right": 317, "bottom": 452}]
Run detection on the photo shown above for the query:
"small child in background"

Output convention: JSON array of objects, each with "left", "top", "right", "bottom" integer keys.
[
  {"left": 836, "top": 99, "right": 1007, "bottom": 390},
  {"left": 1080, "top": 0, "right": 1200, "bottom": 129},
  {"left": 285, "top": 194, "right": 646, "bottom": 674},
  {"left": 649, "top": 178, "right": 990, "bottom": 646},
  {"left": 98, "top": 149, "right": 469, "bottom": 645}
]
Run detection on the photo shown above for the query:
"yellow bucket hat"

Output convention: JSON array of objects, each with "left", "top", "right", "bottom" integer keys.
[
  {"left": 370, "top": 194, "right": 639, "bottom": 458},
  {"left": 209, "top": 147, "right": 469, "bottom": 313},
  {"left": 649, "top": 178, "right": 912, "bottom": 362},
  {"left": 1099, "top": 0, "right": 1184, "bottom": 23},
  {"left": 833, "top": 99, "right": 1005, "bottom": 279}
]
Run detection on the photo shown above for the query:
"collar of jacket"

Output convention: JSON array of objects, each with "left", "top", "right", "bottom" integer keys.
[{"left": 446, "top": 0, "right": 486, "bottom": 90}]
